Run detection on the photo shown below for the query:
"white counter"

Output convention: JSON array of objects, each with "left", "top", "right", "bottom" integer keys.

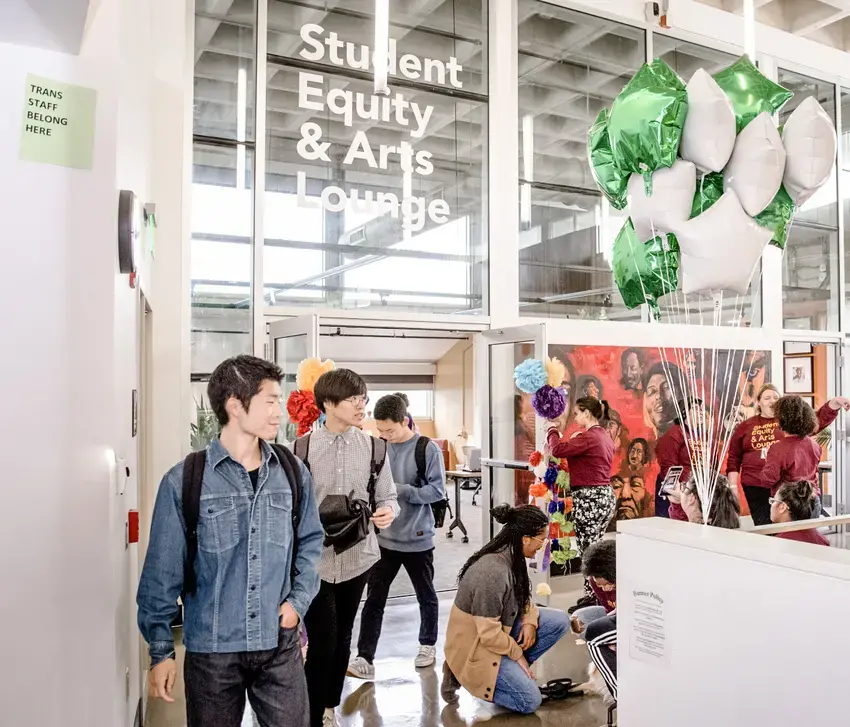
[{"left": 616, "top": 517, "right": 850, "bottom": 726}]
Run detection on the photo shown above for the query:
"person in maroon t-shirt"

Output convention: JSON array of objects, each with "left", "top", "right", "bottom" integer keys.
[
  {"left": 760, "top": 397, "right": 838, "bottom": 511},
  {"left": 727, "top": 384, "right": 848, "bottom": 526},
  {"left": 570, "top": 539, "right": 616, "bottom": 638},
  {"left": 547, "top": 397, "right": 615, "bottom": 606},
  {"left": 770, "top": 480, "right": 830, "bottom": 547},
  {"left": 656, "top": 398, "right": 711, "bottom": 522}
]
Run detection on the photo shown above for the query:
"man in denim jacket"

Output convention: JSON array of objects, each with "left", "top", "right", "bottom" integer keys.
[{"left": 138, "top": 355, "right": 323, "bottom": 727}]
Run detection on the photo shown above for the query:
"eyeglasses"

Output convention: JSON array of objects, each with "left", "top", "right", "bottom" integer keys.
[
  {"left": 527, "top": 534, "right": 547, "bottom": 544},
  {"left": 769, "top": 497, "right": 785, "bottom": 507},
  {"left": 344, "top": 395, "right": 369, "bottom": 408}
]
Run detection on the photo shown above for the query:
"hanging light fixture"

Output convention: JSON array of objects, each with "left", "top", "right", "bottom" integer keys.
[{"left": 374, "top": 0, "right": 390, "bottom": 95}]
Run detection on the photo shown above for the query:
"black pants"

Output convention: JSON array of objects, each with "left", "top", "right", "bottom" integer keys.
[
  {"left": 304, "top": 572, "right": 370, "bottom": 727},
  {"left": 185, "top": 627, "right": 307, "bottom": 727},
  {"left": 586, "top": 615, "right": 617, "bottom": 702},
  {"left": 743, "top": 485, "right": 772, "bottom": 526},
  {"left": 357, "top": 547, "right": 439, "bottom": 663}
]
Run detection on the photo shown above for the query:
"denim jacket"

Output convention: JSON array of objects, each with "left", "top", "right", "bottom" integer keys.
[{"left": 137, "top": 438, "right": 323, "bottom": 665}]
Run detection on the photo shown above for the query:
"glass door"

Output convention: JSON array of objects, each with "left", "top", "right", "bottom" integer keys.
[
  {"left": 478, "top": 324, "right": 546, "bottom": 542},
  {"left": 268, "top": 316, "right": 319, "bottom": 445}
]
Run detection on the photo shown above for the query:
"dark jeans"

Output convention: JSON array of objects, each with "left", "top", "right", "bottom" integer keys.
[
  {"left": 357, "top": 547, "right": 439, "bottom": 663},
  {"left": 304, "top": 572, "right": 370, "bottom": 727},
  {"left": 184, "top": 626, "right": 307, "bottom": 727},
  {"left": 743, "top": 485, "right": 772, "bottom": 526}
]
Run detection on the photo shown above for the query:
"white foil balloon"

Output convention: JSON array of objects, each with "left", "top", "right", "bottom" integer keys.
[
  {"left": 676, "top": 189, "right": 772, "bottom": 295},
  {"left": 724, "top": 112, "right": 786, "bottom": 217},
  {"left": 627, "top": 160, "right": 697, "bottom": 242},
  {"left": 679, "top": 69, "right": 736, "bottom": 173},
  {"left": 782, "top": 96, "right": 837, "bottom": 205}
]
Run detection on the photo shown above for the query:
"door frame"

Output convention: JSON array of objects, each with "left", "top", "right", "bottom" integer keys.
[{"left": 477, "top": 323, "right": 547, "bottom": 542}]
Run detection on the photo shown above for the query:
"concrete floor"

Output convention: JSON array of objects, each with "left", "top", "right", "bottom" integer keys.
[{"left": 145, "top": 581, "right": 610, "bottom": 727}]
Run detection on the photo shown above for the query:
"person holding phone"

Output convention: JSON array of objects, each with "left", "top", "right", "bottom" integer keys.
[{"left": 655, "top": 398, "right": 709, "bottom": 521}]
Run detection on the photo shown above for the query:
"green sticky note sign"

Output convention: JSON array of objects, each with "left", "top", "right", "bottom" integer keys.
[{"left": 19, "top": 74, "right": 96, "bottom": 169}]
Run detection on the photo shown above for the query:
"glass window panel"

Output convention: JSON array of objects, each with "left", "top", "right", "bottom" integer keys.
[
  {"left": 267, "top": 0, "right": 486, "bottom": 95},
  {"left": 191, "top": 144, "right": 253, "bottom": 372},
  {"left": 653, "top": 36, "right": 738, "bottom": 78},
  {"left": 264, "top": 9, "right": 487, "bottom": 315},
  {"left": 778, "top": 70, "right": 838, "bottom": 332},
  {"left": 783, "top": 225, "right": 839, "bottom": 331},
  {"left": 194, "top": 0, "right": 255, "bottom": 142},
  {"left": 367, "top": 390, "right": 432, "bottom": 419},
  {"left": 517, "top": 3, "right": 644, "bottom": 320},
  {"left": 842, "top": 87, "right": 850, "bottom": 320},
  {"left": 778, "top": 70, "right": 838, "bottom": 227}
]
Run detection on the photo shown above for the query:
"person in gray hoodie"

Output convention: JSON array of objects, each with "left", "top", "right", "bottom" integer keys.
[{"left": 347, "top": 394, "right": 447, "bottom": 678}]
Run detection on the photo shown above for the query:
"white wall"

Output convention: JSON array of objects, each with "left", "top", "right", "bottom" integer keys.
[
  {"left": 0, "top": 0, "right": 190, "bottom": 724},
  {"left": 617, "top": 518, "right": 850, "bottom": 725}
]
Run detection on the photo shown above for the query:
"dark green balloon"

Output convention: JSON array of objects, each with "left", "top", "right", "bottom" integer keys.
[
  {"left": 691, "top": 172, "right": 725, "bottom": 218},
  {"left": 607, "top": 59, "right": 688, "bottom": 194},
  {"left": 587, "top": 108, "right": 629, "bottom": 210},
  {"left": 613, "top": 218, "right": 680, "bottom": 318},
  {"left": 713, "top": 55, "right": 793, "bottom": 134},
  {"left": 754, "top": 185, "right": 795, "bottom": 249}
]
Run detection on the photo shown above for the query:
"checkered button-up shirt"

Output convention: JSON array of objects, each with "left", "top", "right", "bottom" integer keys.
[{"left": 307, "top": 426, "right": 399, "bottom": 583}]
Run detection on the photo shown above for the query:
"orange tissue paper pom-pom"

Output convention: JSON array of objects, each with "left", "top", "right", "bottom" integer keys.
[
  {"left": 286, "top": 390, "right": 321, "bottom": 436},
  {"left": 529, "top": 482, "right": 548, "bottom": 498},
  {"left": 549, "top": 522, "right": 561, "bottom": 540},
  {"left": 563, "top": 496, "right": 573, "bottom": 511},
  {"left": 296, "top": 358, "right": 336, "bottom": 392},
  {"left": 529, "top": 451, "right": 543, "bottom": 467}
]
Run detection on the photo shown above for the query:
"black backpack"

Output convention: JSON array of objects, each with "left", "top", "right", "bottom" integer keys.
[
  {"left": 414, "top": 436, "right": 452, "bottom": 528},
  {"left": 181, "top": 443, "right": 302, "bottom": 597},
  {"left": 293, "top": 432, "right": 387, "bottom": 534}
]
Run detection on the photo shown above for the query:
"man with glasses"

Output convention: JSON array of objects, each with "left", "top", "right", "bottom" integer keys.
[{"left": 296, "top": 368, "right": 399, "bottom": 727}]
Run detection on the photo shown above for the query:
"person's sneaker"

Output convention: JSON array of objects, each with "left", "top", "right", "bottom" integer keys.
[
  {"left": 415, "top": 645, "right": 437, "bottom": 668},
  {"left": 568, "top": 594, "right": 598, "bottom": 614},
  {"left": 322, "top": 708, "right": 340, "bottom": 727},
  {"left": 441, "top": 661, "right": 460, "bottom": 705},
  {"left": 346, "top": 655, "right": 375, "bottom": 680}
]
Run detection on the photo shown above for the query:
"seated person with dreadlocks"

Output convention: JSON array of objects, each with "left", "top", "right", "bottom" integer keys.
[
  {"left": 570, "top": 539, "right": 616, "bottom": 641},
  {"left": 442, "top": 505, "right": 571, "bottom": 714},
  {"left": 668, "top": 474, "right": 741, "bottom": 529}
]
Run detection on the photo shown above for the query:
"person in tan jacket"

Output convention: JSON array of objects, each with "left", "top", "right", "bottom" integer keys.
[{"left": 442, "top": 505, "right": 570, "bottom": 714}]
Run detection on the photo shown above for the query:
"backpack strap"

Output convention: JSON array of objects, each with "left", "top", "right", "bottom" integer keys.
[
  {"left": 293, "top": 433, "right": 312, "bottom": 472},
  {"left": 414, "top": 435, "right": 430, "bottom": 488},
  {"left": 182, "top": 450, "right": 206, "bottom": 598},
  {"left": 368, "top": 436, "right": 387, "bottom": 518},
  {"left": 270, "top": 443, "right": 303, "bottom": 581}
]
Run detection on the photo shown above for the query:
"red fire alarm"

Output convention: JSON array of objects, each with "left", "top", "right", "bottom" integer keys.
[{"left": 128, "top": 510, "right": 139, "bottom": 544}]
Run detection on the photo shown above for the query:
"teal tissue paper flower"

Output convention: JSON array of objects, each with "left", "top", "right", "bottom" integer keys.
[{"left": 514, "top": 358, "right": 547, "bottom": 394}]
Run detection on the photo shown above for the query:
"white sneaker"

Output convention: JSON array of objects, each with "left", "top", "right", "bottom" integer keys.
[
  {"left": 414, "top": 645, "right": 437, "bottom": 668},
  {"left": 347, "top": 655, "right": 375, "bottom": 680},
  {"left": 322, "top": 708, "right": 339, "bottom": 727}
]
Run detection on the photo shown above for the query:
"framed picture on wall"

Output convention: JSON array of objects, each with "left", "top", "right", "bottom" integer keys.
[
  {"left": 801, "top": 396, "right": 815, "bottom": 408},
  {"left": 784, "top": 341, "right": 813, "bottom": 355},
  {"left": 785, "top": 357, "right": 813, "bottom": 393}
]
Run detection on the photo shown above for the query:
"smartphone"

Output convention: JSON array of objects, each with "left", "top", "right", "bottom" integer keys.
[{"left": 660, "top": 466, "right": 684, "bottom": 495}]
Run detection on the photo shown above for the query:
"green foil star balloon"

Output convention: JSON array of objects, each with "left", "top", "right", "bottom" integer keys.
[
  {"left": 607, "top": 59, "right": 688, "bottom": 194},
  {"left": 588, "top": 108, "right": 629, "bottom": 210},
  {"left": 691, "top": 172, "right": 725, "bottom": 218},
  {"left": 754, "top": 185, "right": 795, "bottom": 249},
  {"left": 612, "top": 218, "right": 680, "bottom": 319},
  {"left": 713, "top": 55, "right": 793, "bottom": 134}
]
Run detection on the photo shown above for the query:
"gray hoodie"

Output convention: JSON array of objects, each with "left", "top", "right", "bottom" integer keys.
[{"left": 377, "top": 434, "right": 447, "bottom": 552}]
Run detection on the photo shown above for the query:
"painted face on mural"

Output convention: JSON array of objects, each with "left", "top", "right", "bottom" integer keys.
[
  {"left": 622, "top": 351, "right": 644, "bottom": 391},
  {"left": 612, "top": 474, "right": 645, "bottom": 520},
  {"left": 644, "top": 372, "right": 673, "bottom": 433},
  {"left": 627, "top": 439, "right": 646, "bottom": 470}
]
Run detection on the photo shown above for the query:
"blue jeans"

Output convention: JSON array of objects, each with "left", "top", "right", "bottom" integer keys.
[
  {"left": 571, "top": 605, "right": 607, "bottom": 640},
  {"left": 492, "top": 607, "right": 570, "bottom": 714}
]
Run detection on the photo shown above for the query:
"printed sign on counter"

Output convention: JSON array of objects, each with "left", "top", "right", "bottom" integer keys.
[
  {"left": 630, "top": 588, "right": 670, "bottom": 667},
  {"left": 19, "top": 75, "right": 96, "bottom": 169}
]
